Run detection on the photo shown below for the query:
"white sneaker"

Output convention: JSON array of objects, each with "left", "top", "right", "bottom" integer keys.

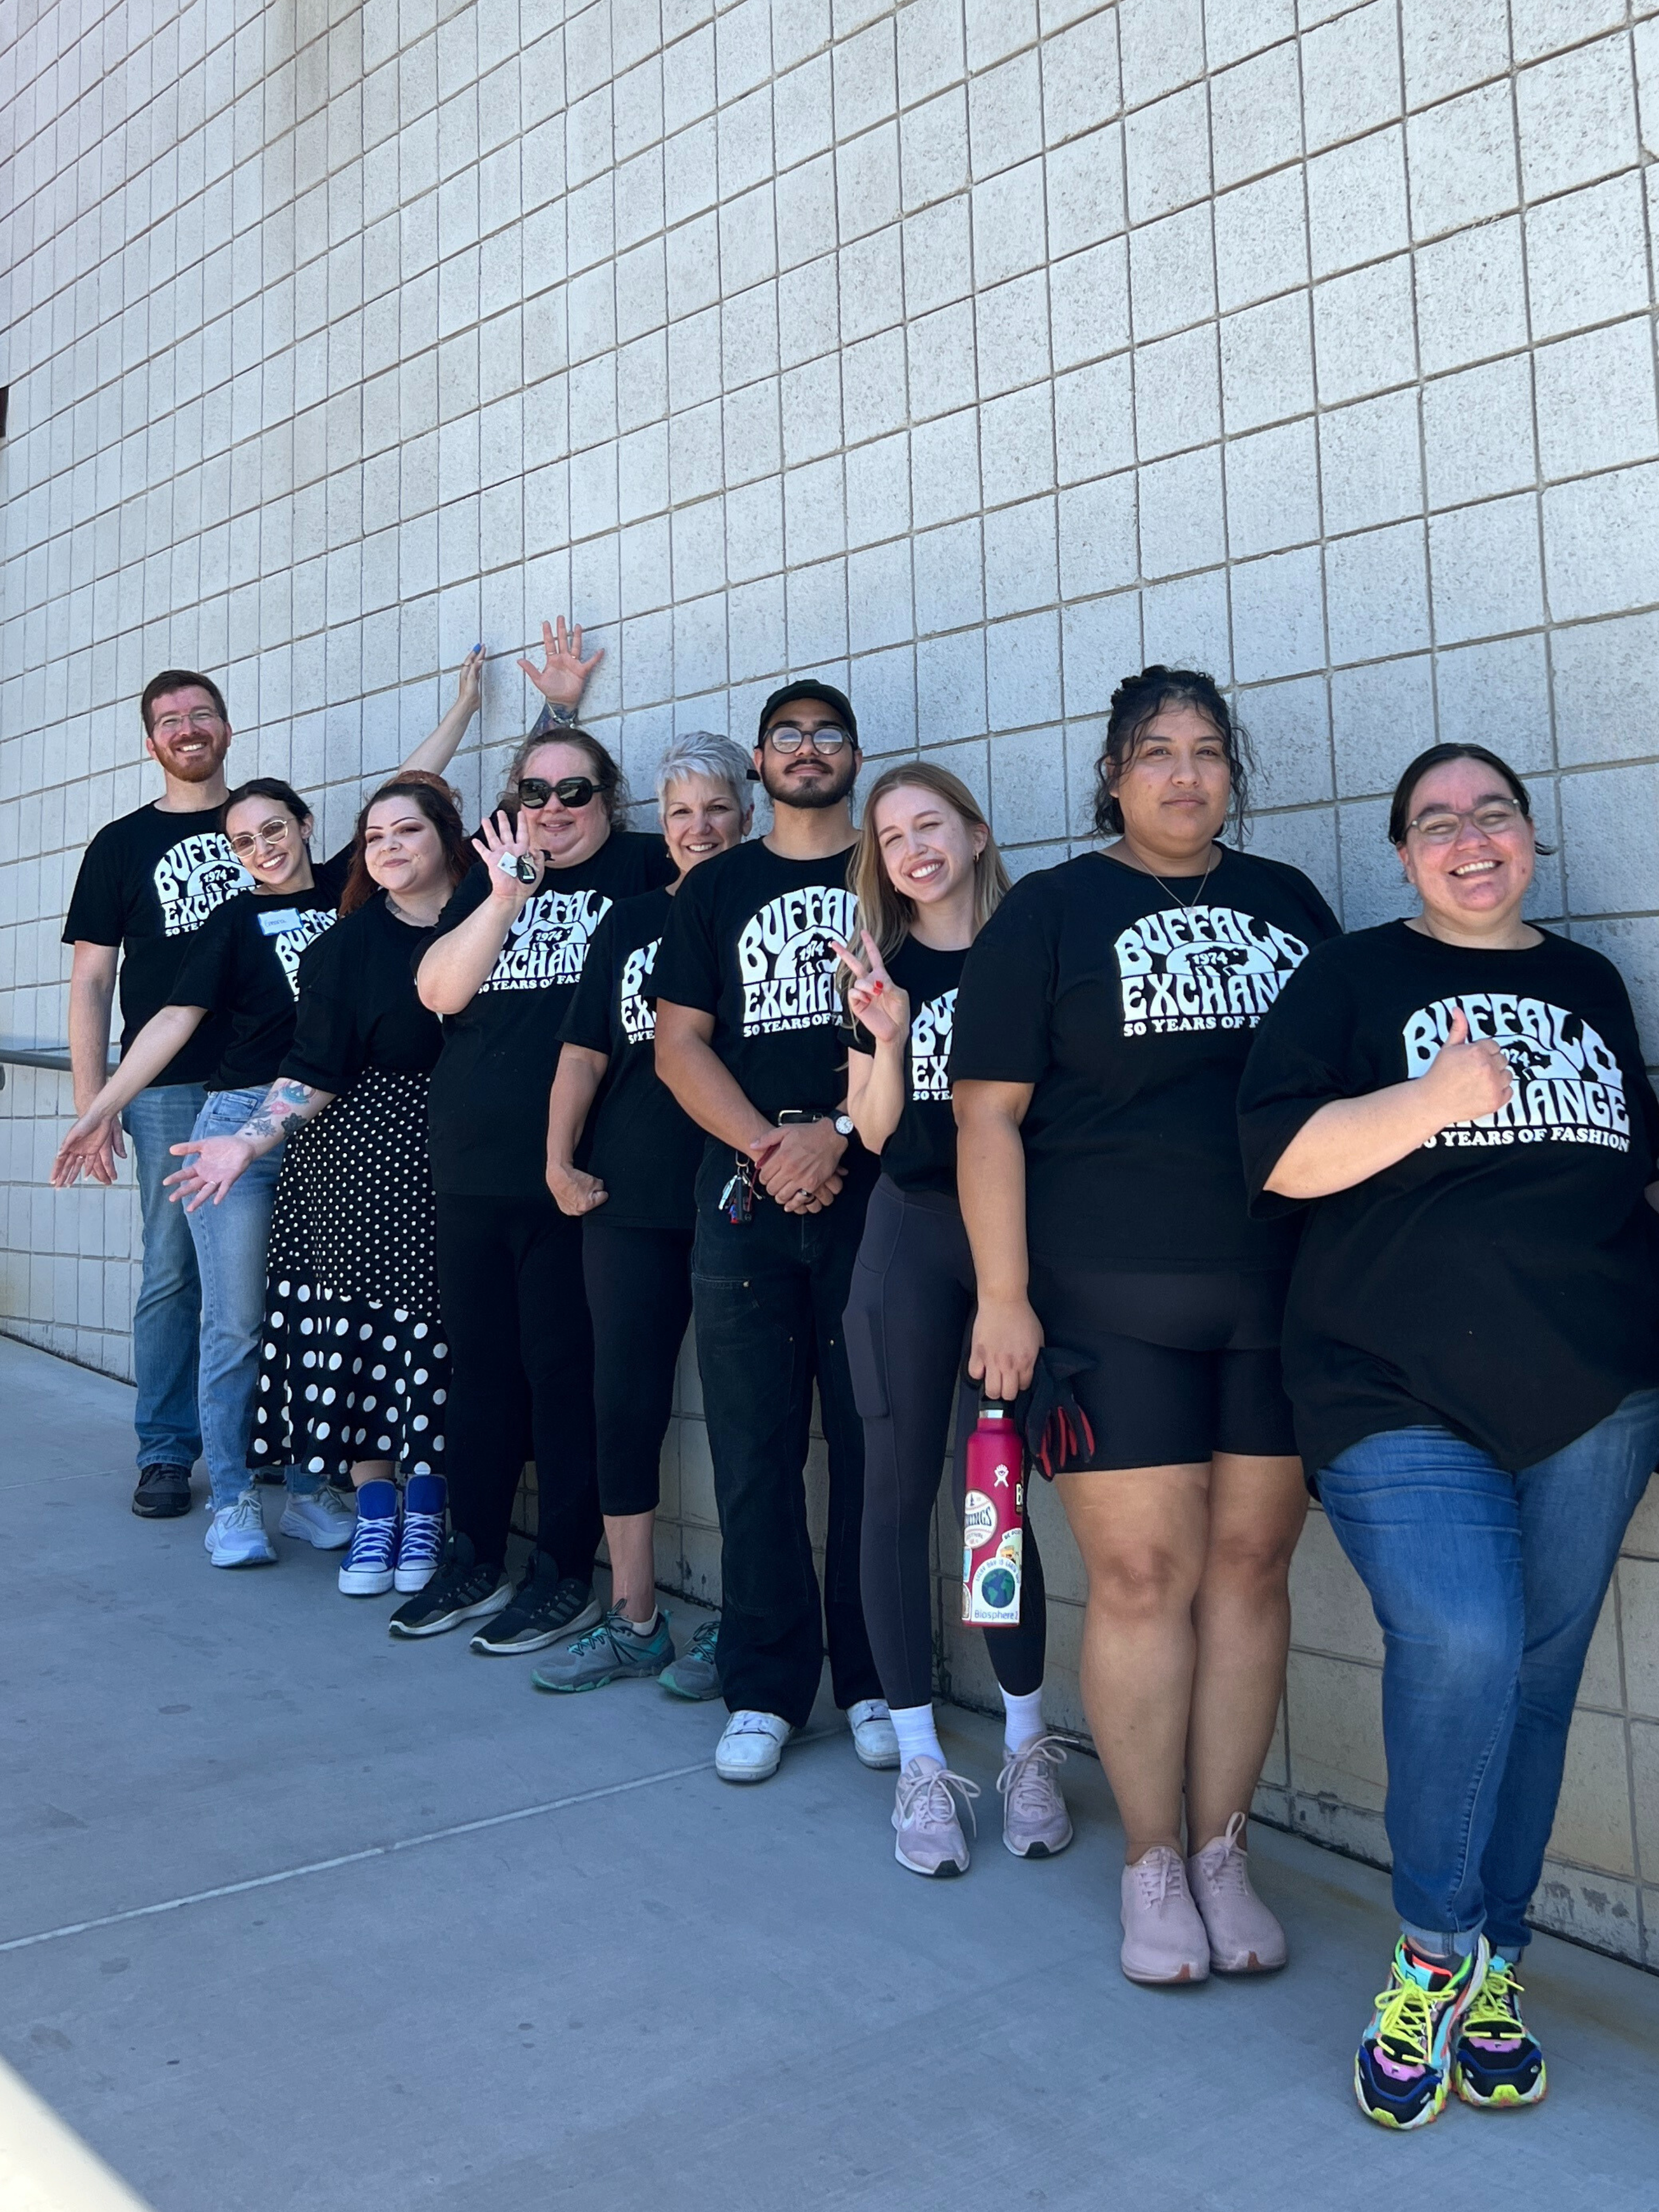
[
  {"left": 279, "top": 1485, "right": 357, "bottom": 1551},
  {"left": 848, "top": 1696, "right": 900, "bottom": 1770},
  {"left": 204, "top": 1492, "right": 277, "bottom": 1568},
  {"left": 715, "top": 1710, "right": 793, "bottom": 1784}
]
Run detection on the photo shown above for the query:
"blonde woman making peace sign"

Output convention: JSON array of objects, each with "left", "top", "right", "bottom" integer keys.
[{"left": 836, "top": 763, "right": 1074, "bottom": 1882}]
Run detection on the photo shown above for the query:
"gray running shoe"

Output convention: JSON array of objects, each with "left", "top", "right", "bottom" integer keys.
[
  {"left": 659, "top": 1615, "right": 723, "bottom": 1701},
  {"left": 532, "top": 1606, "right": 675, "bottom": 1692},
  {"left": 892, "top": 1756, "right": 980, "bottom": 1877},
  {"left": 997, "top": 1734, "right": 1075, "bottom": 1859}
]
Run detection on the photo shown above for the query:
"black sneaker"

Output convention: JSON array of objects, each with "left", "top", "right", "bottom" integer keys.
[
  {"left": 470, "top": 1555, "right": 602, "bottom": 1654},
  {"left": 132, "top": 1464, "right": 193, "bottom": 1518},
  {"left": 387, "top": 1532, "right": 512, "bottom": 1640}
]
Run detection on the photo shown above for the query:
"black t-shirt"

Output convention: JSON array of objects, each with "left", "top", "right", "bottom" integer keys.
[
  {"left": 950, "top": 845, "right": 1341, "bottom": 1269},
  {"left": 281, "top": 891, "right": 443, "bottom": 1093},
  {"left": 168, "top": 850, "right": 351, "bottom": 1093},
  {"left": 1237, "top": 921, "right": 1659, "bottom": 1475},
  {"left": 62, "top": 802, "right": 255, "bottom": 1085},
  {"left": 423, "top": 831, "right": 674, "bottom": 1197},
  {"left": 559, "top": 888, "right": 705, "bottom": 1233},
  {"left": 652, "top": 839, "right": 860, "bottom": 1122},
  {"left": 847, "top": 937, "right": 965, "bottom": 1198}
]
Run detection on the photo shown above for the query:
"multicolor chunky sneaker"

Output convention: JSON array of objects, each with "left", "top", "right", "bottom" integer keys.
[
  {"left": 1454, "top": 1953, "right": 1547, "bottom": 2109},
  {"left": 1355, "top": 1936, "right": 1488, "bottom": 2129}
]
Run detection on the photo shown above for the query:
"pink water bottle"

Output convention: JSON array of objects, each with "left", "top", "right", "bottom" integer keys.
[{"left": 962, "top": 1396, "right": 1024, "bottom": 1627}]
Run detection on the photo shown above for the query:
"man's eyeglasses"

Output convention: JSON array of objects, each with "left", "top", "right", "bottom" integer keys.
[
  {"left": 153, "top": 709, "right": 224, "bottom": 736},
  {"left": 517, "top": 775, "right": 607, "bottom": 809},
  {"left": 1406, "top": 800, "right": 1526, "bottom": 844},
  {"left": 765, "top": 724, "right": 851, "bottom": 755},
  {"left": 228, "top": 820, "right": 296, "bottom": 857}
]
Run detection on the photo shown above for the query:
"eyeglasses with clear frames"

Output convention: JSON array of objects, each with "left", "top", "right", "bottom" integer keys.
[
  {"left": 1406, "top": 799, "right": 1527, "bottom": 844},
  {"left": 766, "top": 724, "right": 850, "bottom": 755},
  {"left": 152, "top": 708, "right": 224, "bottom": 736},
  {"left": 228, "top": 820, "right": 297, "bottom": 857}
]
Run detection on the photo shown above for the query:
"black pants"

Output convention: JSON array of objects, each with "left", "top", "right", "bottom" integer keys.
[
  {"left": 583, "top": 1218, "right": 695, "bottom": 1517},
  {"left": 435, "top": 1190, "right": 601, "bottom": 1577},
  {"left": 691, "top": 1144, "right": 884, "bottom": 1728},
  {"left": 844, "top": 1176, "right": 1048, "bottom": 1711}
]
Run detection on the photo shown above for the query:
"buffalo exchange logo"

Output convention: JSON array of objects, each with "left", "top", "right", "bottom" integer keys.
[
  {"left": 909, "top": 989, "right": 956, "bottom": 1101},
  {"left": 619, "top": 935, "right": 662, "bottom": 1044},
  {"left": 153, "top": 832, "right": 251, "bottom": 936},
  {"left": 1405, "top": 994, "right": 1630, "bottom": 1152},
  {"left": 737, "top": 886, "right": 857, "bottom": 1036},
  {"left": 1115, "top": 905, "right": 1311, "bottom": 1035},
  {"left": 481, "top": 888, "right": 612, "bottom": 992}
]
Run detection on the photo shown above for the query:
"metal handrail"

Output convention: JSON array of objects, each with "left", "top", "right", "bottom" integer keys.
[{"left": 0, "top": 1042, "right": 75, "bottom": 1073}]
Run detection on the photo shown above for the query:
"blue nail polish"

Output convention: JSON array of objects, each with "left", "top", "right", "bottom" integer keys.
[{"left": 473, "top": 642, "right": 484, "bottom": 653}]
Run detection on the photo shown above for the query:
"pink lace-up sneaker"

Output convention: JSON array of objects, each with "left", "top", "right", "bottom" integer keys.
[
  {"left": 1187, "top": 1813, "right": 1288, "bottom": 1974},
  {"left": 1120, "top": 1846, "right": 1211, "bottom": 1984}
]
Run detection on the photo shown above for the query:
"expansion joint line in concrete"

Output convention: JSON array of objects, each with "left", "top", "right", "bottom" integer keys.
[{"left": 1, "top": 1732, "right": 833, "bottom": 1956}]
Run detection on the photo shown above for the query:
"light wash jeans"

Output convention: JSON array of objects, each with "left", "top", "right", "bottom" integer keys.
[
  {"left": 122, "top": 1082, "right": 208, "bottom": 1473},
  {"left": 182, "top": 1087, "right": 319, "bottom": 1513},
  {"left": 1318, "top": 1387, "right": 1659, "bottom": 1959}
]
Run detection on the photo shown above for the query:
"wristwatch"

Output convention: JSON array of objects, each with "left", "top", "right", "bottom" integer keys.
[{"left": 833, "top": 1113, "right": 854, "bottom": 1138}]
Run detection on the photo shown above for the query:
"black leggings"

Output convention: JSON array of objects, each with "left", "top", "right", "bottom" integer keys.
[
  {"left": 583, "top": 1218, "right": 695, "bottom": 1517},
  {"left": 844, "top": 1176, "right": 1048, "bottom": 1711},
  {"left": 435, "top": 1190, "right": 601, "bottom": 1577}
]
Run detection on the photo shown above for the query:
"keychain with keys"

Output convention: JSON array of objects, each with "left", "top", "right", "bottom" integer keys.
[{"left": 719, "top": 1153, "right": 755, "bottom": 1225}]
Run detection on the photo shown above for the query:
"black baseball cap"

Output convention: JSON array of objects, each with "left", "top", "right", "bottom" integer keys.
[{"left": 757, "top": 680, "right": 859, "bottom": 747}]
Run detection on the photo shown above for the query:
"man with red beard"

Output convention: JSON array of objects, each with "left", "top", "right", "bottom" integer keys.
[{"left": 63, "top": 672, "right": 247, "bottom": 1519}]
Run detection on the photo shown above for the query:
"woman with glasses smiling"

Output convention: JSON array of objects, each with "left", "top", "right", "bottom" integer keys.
[
  {"left": 1239, "top": 741, "right": 1659, "bottom": 2130},
  {"left": 391, "top": 724, "right": 675, "bottom": 1652}
]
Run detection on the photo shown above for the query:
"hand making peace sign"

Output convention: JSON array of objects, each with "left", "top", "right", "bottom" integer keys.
[{"left": 833, "top": 929, "right": 911, "bottom": 1048}]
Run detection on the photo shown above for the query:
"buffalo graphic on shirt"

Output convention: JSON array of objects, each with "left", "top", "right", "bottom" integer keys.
[
  {"left": 909, "top": 989, "right": 956, "bottom": 1102},
  {"left": 1114, "top": 905, "right": 1312, "bottom": 1035},
  {"left": 479, "top": 888, "right": 613, "bottom": 994},
  {"left": 153, "top": 832, "right": 251, "bottom": 936},
  {"left": 1404, "top": 994, "right": 1630, "bottom": 1152},
  {"left": 619, "top": 936, "right": 662, "bottom": 1045},
  {"left": 737, "top": 887, "right": 857, "bottom": 1036}
]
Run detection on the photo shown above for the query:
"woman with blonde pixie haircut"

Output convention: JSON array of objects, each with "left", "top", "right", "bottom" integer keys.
[{"left": 836, "top": 764, "right": 1074, "bottom": 1879}]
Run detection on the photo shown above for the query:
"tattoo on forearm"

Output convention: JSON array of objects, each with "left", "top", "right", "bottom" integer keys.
[{"left": 239, "top": 1079, "right": 330, "bottom": 1144}]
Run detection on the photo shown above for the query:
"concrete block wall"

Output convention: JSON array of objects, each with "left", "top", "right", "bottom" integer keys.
[{"left": 7, "top": 0, "right": 1659, "bottom": 1964}]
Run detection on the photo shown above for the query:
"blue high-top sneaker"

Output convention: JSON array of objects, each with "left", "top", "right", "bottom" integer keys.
[
  {"left": 338, "top": 1480, "right": 398, "bottom": 1596},
  {"left": 396, "top": 1474, "right": 447, "bottom": 1593}
]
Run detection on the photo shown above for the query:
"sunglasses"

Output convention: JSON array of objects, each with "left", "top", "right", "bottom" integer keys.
[{"left": 517, "top": 775, "right": 607, "bottom": 809}]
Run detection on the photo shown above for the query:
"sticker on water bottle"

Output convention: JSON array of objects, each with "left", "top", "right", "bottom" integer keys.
[{"left": 962, "top": 1490, "right": 997, "bottom": 1548}]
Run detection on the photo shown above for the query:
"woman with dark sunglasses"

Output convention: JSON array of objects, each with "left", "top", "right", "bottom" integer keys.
[{"left": 390, "top": 721, "right": 674, "bottom": 1654}]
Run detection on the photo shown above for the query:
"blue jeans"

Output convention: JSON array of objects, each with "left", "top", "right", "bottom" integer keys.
[
  {"left": 122, "top": 1082, "right": 208, "bottom": 1472},
  {"left": 1319, "top": 1389, "right": 1659, "bottom": 1959},
  {"left": 183, "top": 1088, "right": 318, "bottom": 1511}
]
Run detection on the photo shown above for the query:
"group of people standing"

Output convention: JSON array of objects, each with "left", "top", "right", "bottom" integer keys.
[{"left": 53, "top": 635, "right": 1659, "bottom": 2133}]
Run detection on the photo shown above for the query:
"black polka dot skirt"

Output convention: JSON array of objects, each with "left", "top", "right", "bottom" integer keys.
[{"left": 250, "top": 1070, "right": 448, "bottom": 1481}]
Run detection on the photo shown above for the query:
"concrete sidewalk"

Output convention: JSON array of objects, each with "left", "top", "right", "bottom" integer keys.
[{"left": 4, "top": 1331, "right": 1658, "bottom": 2211}]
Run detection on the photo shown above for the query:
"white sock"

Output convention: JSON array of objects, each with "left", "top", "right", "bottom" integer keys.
[
  {"left": 890, "top": 1702, "right": 946, "bottom": 1769},
  {"left": 1001, "top": 1686, "right": 1045, "bottom": 1756},
  {"left": 622, "top": 1605, "right": 658, "bottom": 1635}
]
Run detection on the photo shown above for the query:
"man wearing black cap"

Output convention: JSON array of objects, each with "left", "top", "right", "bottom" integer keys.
[{"left": 654, "top": 682, "right": 897, "bottom": 1783}]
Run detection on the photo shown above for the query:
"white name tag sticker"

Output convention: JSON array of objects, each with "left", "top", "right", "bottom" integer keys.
[{"left": 257, "top": 908, "right": 304, "bottom": 935}]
